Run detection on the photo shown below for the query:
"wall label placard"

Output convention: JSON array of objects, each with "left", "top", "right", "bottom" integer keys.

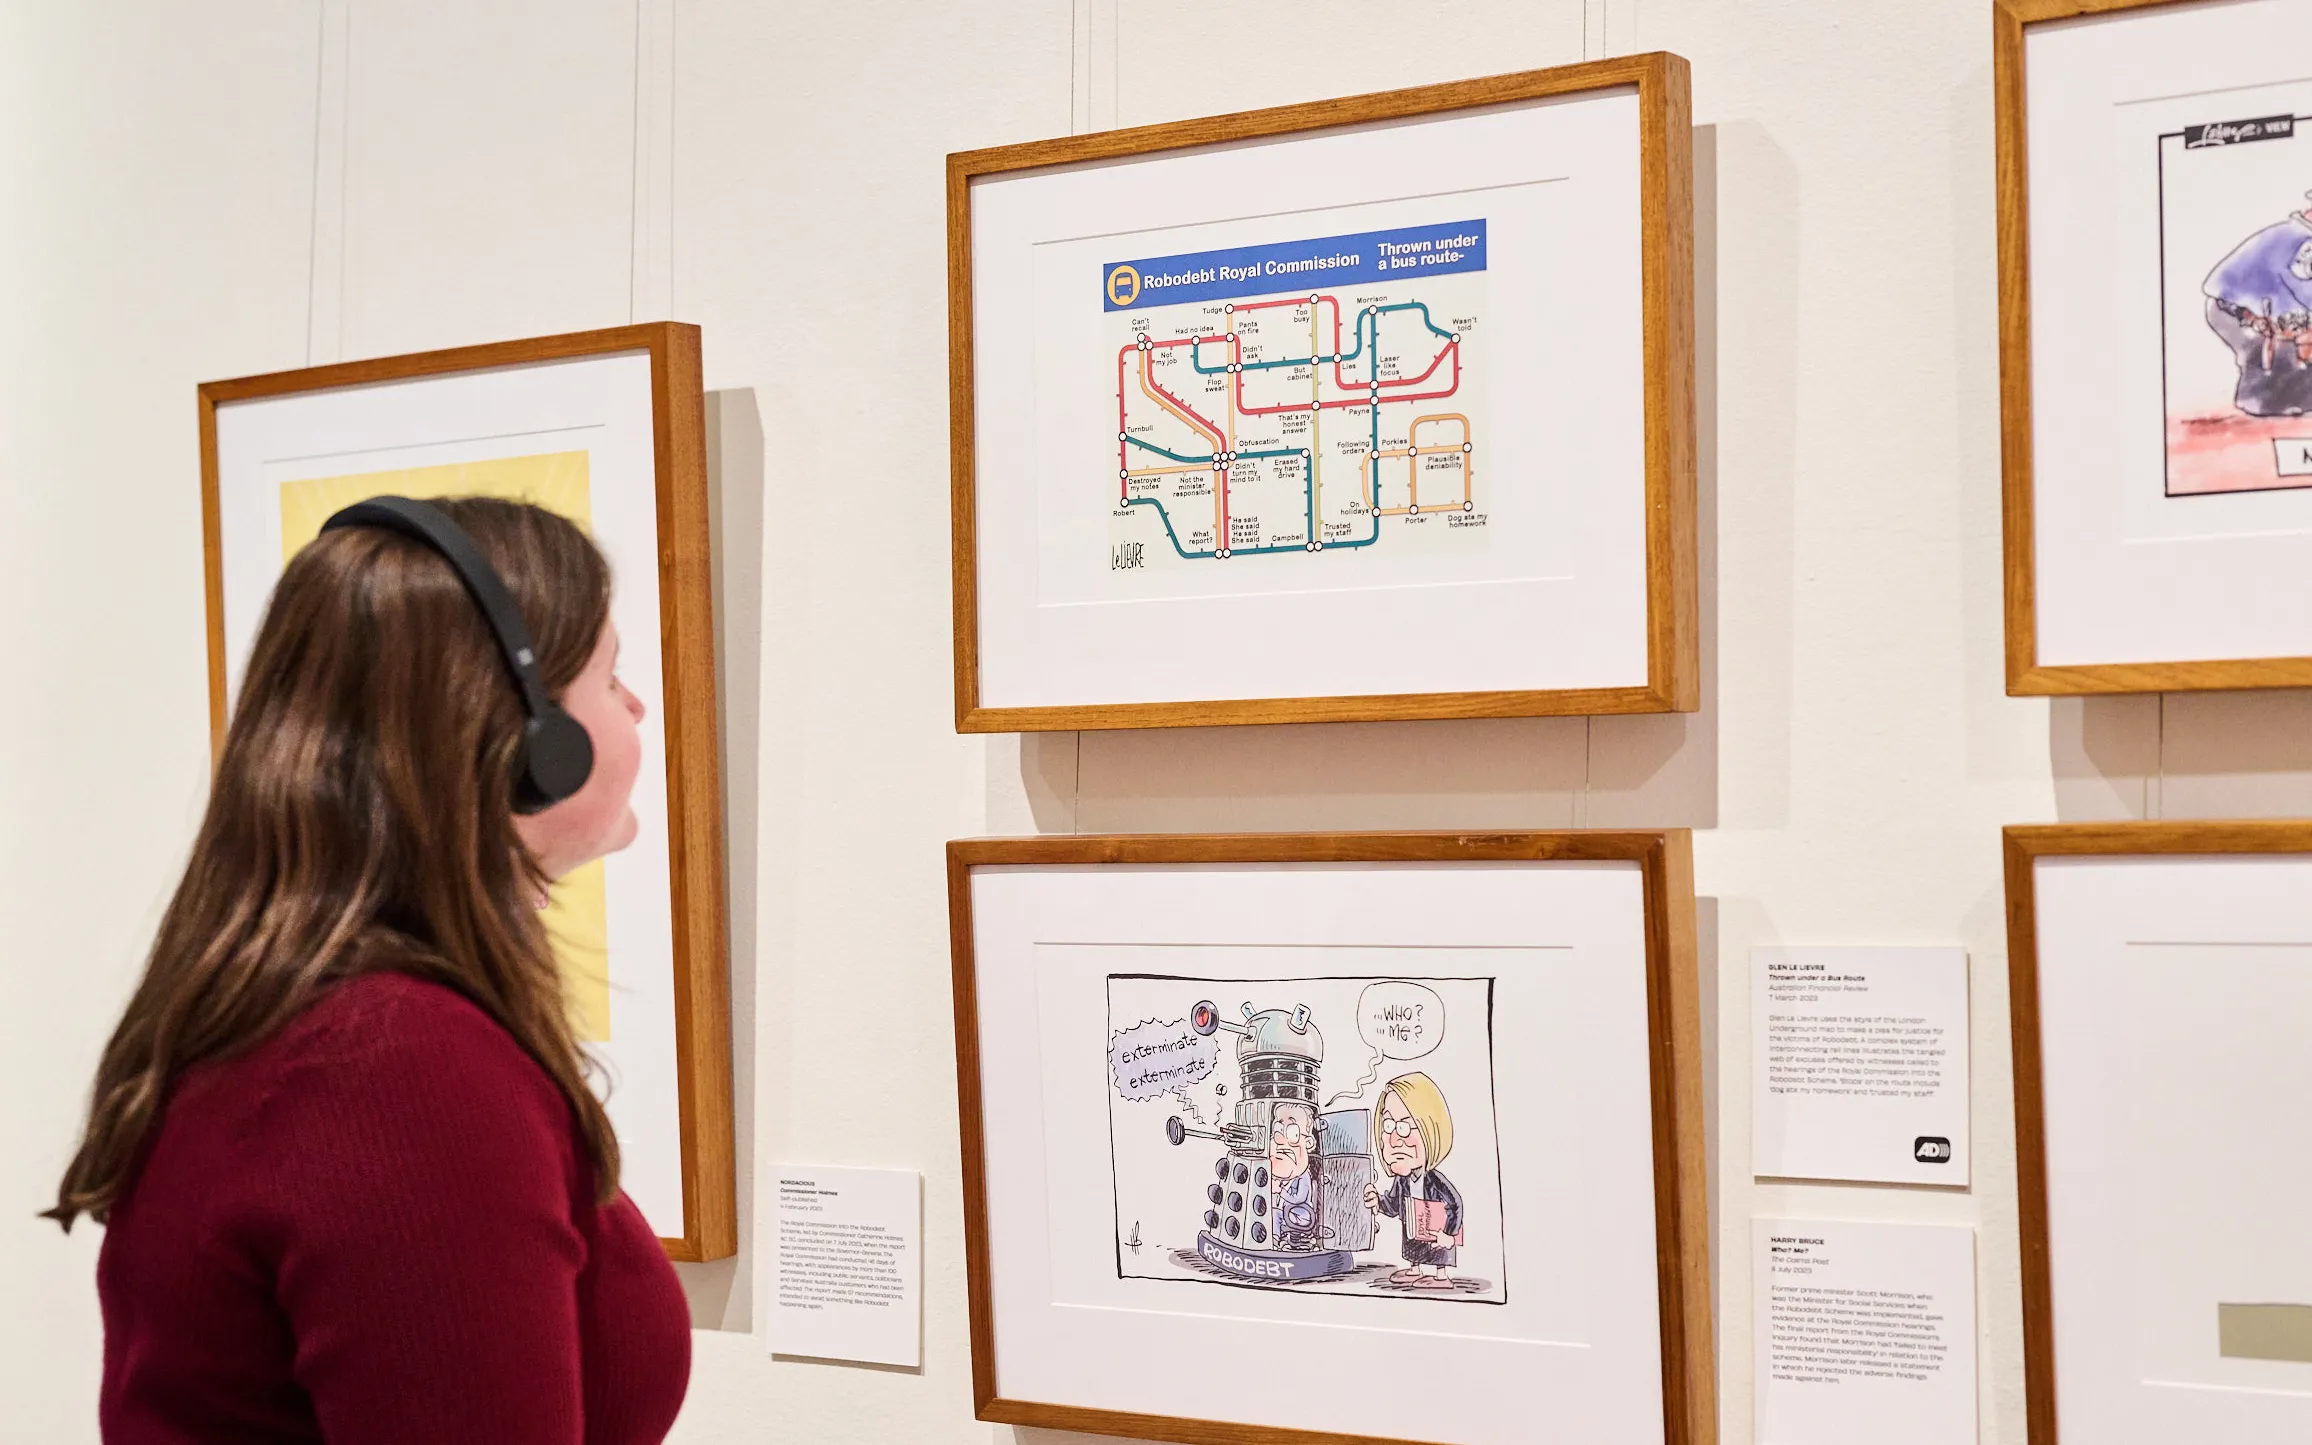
[
  {"left": 770, "top": 1165, "right": 923, "bottom": 1369},
  {"left": 1751, "top": 946, "right": 1970, "bottom": 1185},
  {"left": 1753, "top": 1217, "right": 1978, "bottom": 1445}
]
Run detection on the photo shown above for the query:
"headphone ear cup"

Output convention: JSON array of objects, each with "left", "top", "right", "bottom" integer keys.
[{"left": 513, "top": 708, "right": 595, "bottom": 815}]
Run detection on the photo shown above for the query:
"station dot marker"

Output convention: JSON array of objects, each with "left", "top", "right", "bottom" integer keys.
[
  {"left": 1462, "top": 442, "right": 1472, "bottom": 452},
  {"left": 1227, "top": 450, "right": 1237, "bottom": 461},
  {"left": 1309, "top": 293, "right": 1321, "bottom": 304},
  {"left": 1463, "top": 501, "right": 1474, "bottom": 512},
  {"left": 1217, "top": 548, "right": 1231, "bottom": 559},
  {"left": 1227, "top": 362, "right": 1239, "bottom": 373},
  {"left": 1301, "top": 449, "right": 1312, "bottom": 458},
  {"left": 1118, "top": 468, "right": 1128, "bottom": 478},
  {"left": 1367, "top": 306, "right": 1379, "bottom": 315},
  {"left": 1307, "top": 542, "right": 1321, "bottom": 552},
  {"left": 1309, "top": 402, "right": 1321, "bottom": 413},
  {"left": 1118, "top": 431, "right": 1127, "bottom": 440}
]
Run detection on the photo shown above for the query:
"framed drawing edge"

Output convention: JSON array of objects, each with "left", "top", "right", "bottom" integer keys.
[
  {"left": 1994, "top": 0, "right": 2307, "bottom": 695},
  {"left": 947, "top": 54, "right": 1698, "bottom": 734},
  {"left": 196, "top": 320, "right": 737, "bottom": 1262},
  {"left": 945, "top": 828, "right": 1714, "bottom": 1445},
  {"left": 2002, "top": 816, "right": 2312, "bottom": 1443}
]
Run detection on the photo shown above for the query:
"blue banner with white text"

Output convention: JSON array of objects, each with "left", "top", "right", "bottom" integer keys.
[{"left": 1102, "top": 219, "right": 1487, "bottom": 312}]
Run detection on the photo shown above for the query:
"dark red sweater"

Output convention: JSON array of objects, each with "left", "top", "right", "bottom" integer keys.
[{"left": 97, "top": 972, "right": 690, "bottom": 1444}]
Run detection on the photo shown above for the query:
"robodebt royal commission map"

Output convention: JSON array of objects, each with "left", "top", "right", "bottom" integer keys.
[{"left": 1103, "top": 219, "right": 1487, "bottom": 571}]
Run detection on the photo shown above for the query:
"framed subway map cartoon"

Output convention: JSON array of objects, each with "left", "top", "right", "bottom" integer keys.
[
  {"left": 198, "top": 324, "right": 735, "bottom": 1260},
  {"left": 1999, "top": 0, "right": 2312, "bottom": 691},
  {"left": 947, "top": 57, "right": 1696, "bottom": 731},
  {"left": 947, "top": 830, "right": 1713, "bottom": 1445}
]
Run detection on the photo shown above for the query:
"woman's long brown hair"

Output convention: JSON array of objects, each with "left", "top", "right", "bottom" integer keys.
[{"left": 47, "top": 497, "right": 620, "bottom": 1228}]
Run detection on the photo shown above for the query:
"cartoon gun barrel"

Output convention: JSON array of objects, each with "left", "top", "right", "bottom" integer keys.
[{"left": 1166, "top": 1115, "right": 1259, "bottom": 1150}]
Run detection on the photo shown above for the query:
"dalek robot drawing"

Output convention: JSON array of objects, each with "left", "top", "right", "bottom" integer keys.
[{"left": 1165, "top": 999, "right": 1376, "bottom": 1281}]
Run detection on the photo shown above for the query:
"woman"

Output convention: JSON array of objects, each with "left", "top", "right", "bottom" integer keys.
[
  {"left": 46, "top": 498, "right": 689, "bottom": 1444},
  {"left": 1361, "top": 1071, "right": 1462, "bottom": 1289}
]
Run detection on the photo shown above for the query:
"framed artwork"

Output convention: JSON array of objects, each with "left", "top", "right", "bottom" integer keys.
[
  {"left": 1998, "top": 0, "right": 2312, "bottom": 692},
  {"left": 198, "top": 323, "right": 736, "bottom": 1261},
  {"left": 948, "top": 55, "right": 1697, "bottom": 732},
  {"left": 2007, "top": 819, "right": 2312, "bottom": 1441},
  {"left": 947, "top": 831, "right": 1712, "bottom": 1445}
]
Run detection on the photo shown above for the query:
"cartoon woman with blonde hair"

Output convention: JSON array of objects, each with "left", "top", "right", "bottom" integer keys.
[{"left": 1361, "top": 1071, "right": 1462, "bottom": 1288}]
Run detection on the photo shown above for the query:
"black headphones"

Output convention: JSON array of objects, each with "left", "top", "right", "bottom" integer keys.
[{"left": 319, "top": 496, "right": 594, "bottom": 814}]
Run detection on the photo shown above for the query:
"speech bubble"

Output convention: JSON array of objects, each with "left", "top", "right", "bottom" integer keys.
[
  {"left": 1110, "top": 1017, "right": 1220, "bottom": 1103},
  {"left": 1357, "top": 980, "right": 1445, "bottom": 1061}
]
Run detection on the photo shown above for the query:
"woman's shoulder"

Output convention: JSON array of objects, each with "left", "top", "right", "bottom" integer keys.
[
  {"left": 215, "top": 973, "right": 582, "bottom": 1204},
  {"left": 281, "top": 968, "right": 519, "bottom": 1049},
  {"left": 127, "top": 972, "right": 588, "bottom": 1254},
  {"left": 180, "top": 970, "right": 571, "bottom": 1147},
  {"left": 266, "top": 971, "right": 549, "bottom": 1083}
]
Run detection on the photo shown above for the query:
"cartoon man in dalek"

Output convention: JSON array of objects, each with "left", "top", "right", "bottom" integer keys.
[{"left": 1166, "top": 999, "right": 1375, "bottom": 1282}]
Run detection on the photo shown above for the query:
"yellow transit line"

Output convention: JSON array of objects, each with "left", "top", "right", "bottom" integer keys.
[
  {"left": 1135, "top": 348, "right": 1227, "bottom": 545},
  {"left": 1309, "top": 303, "right": 1323, "bottom": 540},
  {"left": 1406, "top": 412, "right": 1476, "bottom": 510},
  {"left": 1137, "top": 351, "right": 1224, "bottom": 449}
]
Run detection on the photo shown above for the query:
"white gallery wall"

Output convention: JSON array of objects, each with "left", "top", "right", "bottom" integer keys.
[{"left": 9, "top": 1, "right": 2312, "bottom": 1441}]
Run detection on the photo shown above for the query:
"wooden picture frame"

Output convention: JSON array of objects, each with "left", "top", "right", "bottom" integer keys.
[
  {"left": 949, "top": 55, "right": 1696, "bottom": 732},
  {"left": 948, "top": 830, "right": 1713, "bottom": 1445},
  {"left": 1997, "top": 0, "right": 2312, "bottom": 693},
  {"left": 2006, "top": 818, "right": 2312, "bottom": 1441},
  {"left": 198, "top": 323, "right": 736, "bottom": 1261}
]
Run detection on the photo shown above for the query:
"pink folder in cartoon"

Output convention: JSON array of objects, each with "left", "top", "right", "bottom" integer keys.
[{"left": 1411, "top": 1198, "right": 1463, "bottom": 1245}]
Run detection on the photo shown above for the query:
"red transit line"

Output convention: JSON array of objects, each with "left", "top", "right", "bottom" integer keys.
[
  {"left": 1147, "top": 339, "right": 1229, "bottom": 442},
  {"left": 1115, "top": 345, "right": 1133, "bottom": 500},
  {"left": 1223, "top": 295, "right": 1461, "bottom": 416}
]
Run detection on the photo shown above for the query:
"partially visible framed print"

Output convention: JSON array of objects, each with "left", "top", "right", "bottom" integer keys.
[
  {"left": 949, "top": 55, "right": 1697, "bottom": 731},
  {"left": 947, "top": 831, "right": 1712, "bottom": 1445},
  {"left": 2006, "top": 820, "right": 2312, "bottom": 1441},
  {"left": 199, "top": 324, "right": 736, "bottom": 1260},
  {"left": 1999, "top": 0, "right": 2312, "bottom": 692}
]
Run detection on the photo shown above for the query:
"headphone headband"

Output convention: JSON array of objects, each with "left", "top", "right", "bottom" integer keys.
[{"left": 319, "top": 496, "right": 593, "bottom": 813}]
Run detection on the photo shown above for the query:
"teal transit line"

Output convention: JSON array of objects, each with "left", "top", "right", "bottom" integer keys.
[
  {"left": 1190, "top": 299, "right": 1455, "bottom": 375},
  {"left": 1129, "top": 461, "right": 1383, "bottom": 557},
  {"left": 1127, "top": 492, "right": 1341, "bottom": 559},
  {"left": 1383, "top": 299, "right": 1457, "bottom": 340},
  {"left": 1122, "top": 437, "right": 1299, "bottom": 468},
  {"left": 1130, "top": 452, "right": 1360, "bottom": 558},
  {"left": 1124, "top": 496, "right": 1211, "bottom": 560},
  {"left": 1125, "top": 434, "right": 1212, "bottom": 465},
  {"left": 1192, "top": 316, "right": 1362, "bottom": 376}
]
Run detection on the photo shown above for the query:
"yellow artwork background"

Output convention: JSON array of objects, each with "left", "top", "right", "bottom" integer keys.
[{"left": 276, "top": 452, "right": 610, "bottom": 1041}]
